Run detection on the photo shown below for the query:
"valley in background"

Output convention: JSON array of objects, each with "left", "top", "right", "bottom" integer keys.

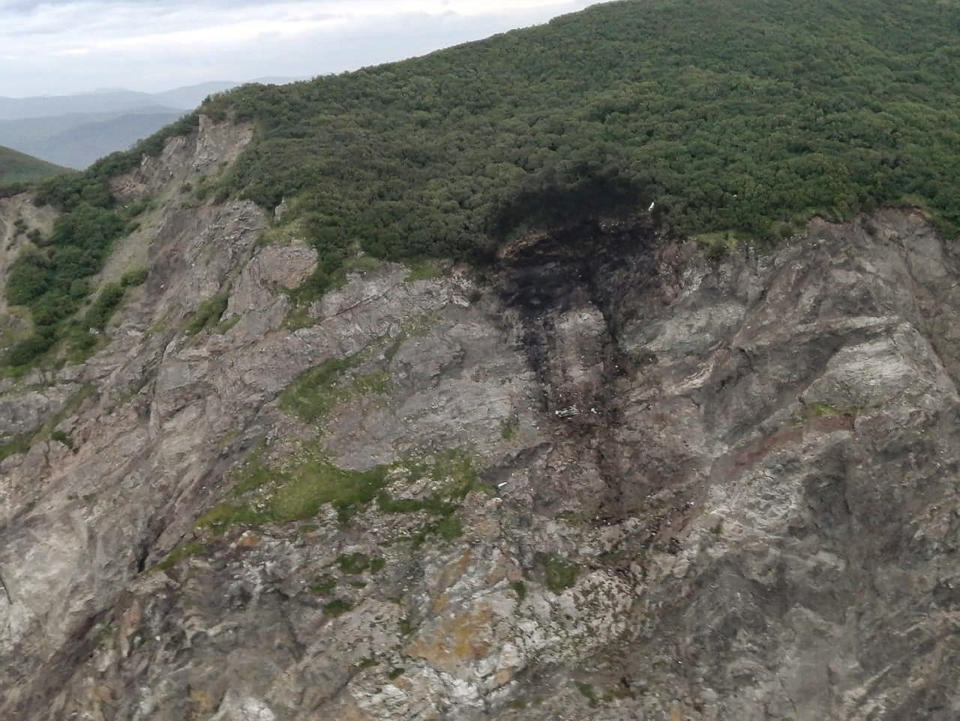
[{"left": 0, "top": 78, "right": 298, "bottom": 169}]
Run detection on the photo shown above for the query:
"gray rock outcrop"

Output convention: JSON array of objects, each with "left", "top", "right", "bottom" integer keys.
[{"left": 1, "top": 123, "right": 958, "bottom": 720}]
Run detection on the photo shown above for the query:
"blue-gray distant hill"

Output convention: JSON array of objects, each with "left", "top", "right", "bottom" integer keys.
[
  {"left": 0, "top": 78, "right": 299, "bottom": 168},
  {"left": 0, "top": 81, "right": 244, "bottom": 121},
  {"left": 0, "top": 144, "right": 69, "bottom": 184},
  {"left": 0, "top": 108, "right": 183, "bottom": 169}
]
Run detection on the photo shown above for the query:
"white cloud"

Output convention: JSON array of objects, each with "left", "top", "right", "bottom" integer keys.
[{"left": 0, "top": 0, "right": 595, "bottom": 96}]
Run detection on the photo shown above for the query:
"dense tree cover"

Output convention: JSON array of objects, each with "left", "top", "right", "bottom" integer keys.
[
  {"left": 2, "top": 115, "right": 191, "bottom": 366},
  {"left": 5, "top": 0, "right": 960, "bottom": 365},
  {"left": 199, "top": 0, "right": 960, "bottom": 270},
  {"left": 0, "top": 146, "right": 68, "bottom": 185},
  {"left": 4, "top": 197, "right": 145, "bottom": 366}
]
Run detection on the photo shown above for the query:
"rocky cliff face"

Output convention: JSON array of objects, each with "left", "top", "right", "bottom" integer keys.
[{"left": 1, "top": 122, "right": 959, "bottom": 721}]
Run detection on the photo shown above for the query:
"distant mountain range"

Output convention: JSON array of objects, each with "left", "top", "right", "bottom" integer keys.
[
  {"left": 0, "top": 78, "right": 299, "bottom": 169},
  {"left": 0, "top": 145, "right": 69, "bottom": 184}
]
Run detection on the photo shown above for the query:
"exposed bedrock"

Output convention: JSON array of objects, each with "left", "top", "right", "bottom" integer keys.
[{"left": 1, "top": 130, "right": 958, "bottom": 721}]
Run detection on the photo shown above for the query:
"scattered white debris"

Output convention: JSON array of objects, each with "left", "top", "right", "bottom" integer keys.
[{"left": 554, "top": 405, "right": 579, "bottom": 418}]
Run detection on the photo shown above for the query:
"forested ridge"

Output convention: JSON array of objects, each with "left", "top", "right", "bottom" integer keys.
[
  {"left": 4, "top": 0, "right": 960, "bottom": 367},
  {"left": 203, "top": 0, "right": 960, "bottom": 263},
  {"left": 0, "top": 145, "right": 68, "bottom": 185}
]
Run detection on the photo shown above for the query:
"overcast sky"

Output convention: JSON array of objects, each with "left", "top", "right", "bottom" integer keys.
[{"left": 0, "top": 0, "right": 597, "bottom": 97}]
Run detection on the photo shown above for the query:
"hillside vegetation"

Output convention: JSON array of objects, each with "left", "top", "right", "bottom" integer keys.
[
  {"left": 0, "top": 145, "right": 68, "bottom": 184},
  {"left": 5, "top": 0, "right": 960, "bottom": 367},
  {"left": 203, "top": 0, "right": 960, "bottom": 271}
]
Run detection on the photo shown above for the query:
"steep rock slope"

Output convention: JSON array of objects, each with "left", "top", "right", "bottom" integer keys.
[{"left": 1, "top": 123, "right": 959, "bottom": 721}]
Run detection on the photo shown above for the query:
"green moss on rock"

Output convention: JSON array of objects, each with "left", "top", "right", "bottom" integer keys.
[
  {"left": 155, "top": 541, "right": 208, "bottom": 571},
  {"left": 536, "top": 552, "right": 580, "bottom": 593},
  {"left": 323, "top": 599, "right": 352, "bottom": 616}
]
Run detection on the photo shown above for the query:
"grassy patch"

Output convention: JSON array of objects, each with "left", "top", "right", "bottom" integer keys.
[
  {"left": 229, "top": 445, "right": 274, "bottom": 496},
  {"left": 323, "top": 598, "right": 352, "bottom": 616},
  {"left": 376, "top": 448, "right": 483, "bottom": 543},
  {"left": 82, "top": 282, "right": 126, "bottom": 330},
  {"left": 120, "top": 267, "right": 149, "bottom": 287},
  {"left": 270, "top": 459, "right": 390, "bottom": 523},
  {"left": 284, "top": 303, "right": 313, "bottom": 331},
  {"left": 332, "top": 551, "right": 385, "bottom": 575},
  {"left": 404, "top": 258, "right": 449, "bottom": 282},
  {"left": 510, "top": 581, "right": 527, "bottom": 602},
  {"left": 403, "top": 514, "right": 465, "bottom": 547},
  {"left": 382, "top": 469, "right": 473, "bottom": 527},
  {"left": 0, "top": 433, "right": 33, "bottom": 463},
  {"left": 279, "top": 360, "right": 392, "bottom": 425},
  {"left": 217, "top": 429, "right": 242, "bottom": 451},
  {"left": 433, "top": 515, "right": 464, "bottom": 540},
  {"left": 420, "top": 447, "right": 481, "bottom": 498},
  {"left": 257, "top": 220, "right": 304, "bottom": 247},
  {"left": 695, "top": 231, "right": 740, "bottom": 262},
  {"left": 500, "top": 415, "right": 519, "bottom": 441},
  {"left": 796, "top": 400, "right": 858, "bottom": 424},
  {"left": 352, "top": 371, "right": 392, "bottom": 395},
  {"left": 216, "top": 314, "right": 241, "bottom": 334},
  {"left": 575, "top": 682, "right": 599, "bottom": 708},
  {"left": 155, "top": 541, "right": 207, "bottom": 571},
  {"left": 50, "top": 429, "right": 74, "bottom": 451},
  {"left": 536, "top": 552, "right": 580, "bottom": 593},
  {"left": 184, "top": 292, "right": 229, "bottom": 336},
  {"left": 337, "top": 253, "right": 384, "bottom": 280},
  {"left": 285, "top": 246, "right": 386, "bottom": 304},
  {"left": 93, "top": 622, "right": 117, "bottom": 650},
  {"left": 309, "top": 574, "right": 338, "bottom": 596},
  {"left": 278, "top": 355, "right": 359, "bottom": 423},
  {"left": 195, "top": 503, "right": 267, "bottom": 534},
  {"left": 337, "top": 552, "right": 373, "bottom": 574},
  {"left": 193, "top": 444, "right": 481, "bottom": 537}
]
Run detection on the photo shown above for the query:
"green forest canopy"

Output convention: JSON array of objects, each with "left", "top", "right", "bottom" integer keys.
[
  {"left": 5, "top": 0, "right": 960, "bottom": 366},
  {"left": 203, "top": 0, "right": 960, "bottom": 259}
]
